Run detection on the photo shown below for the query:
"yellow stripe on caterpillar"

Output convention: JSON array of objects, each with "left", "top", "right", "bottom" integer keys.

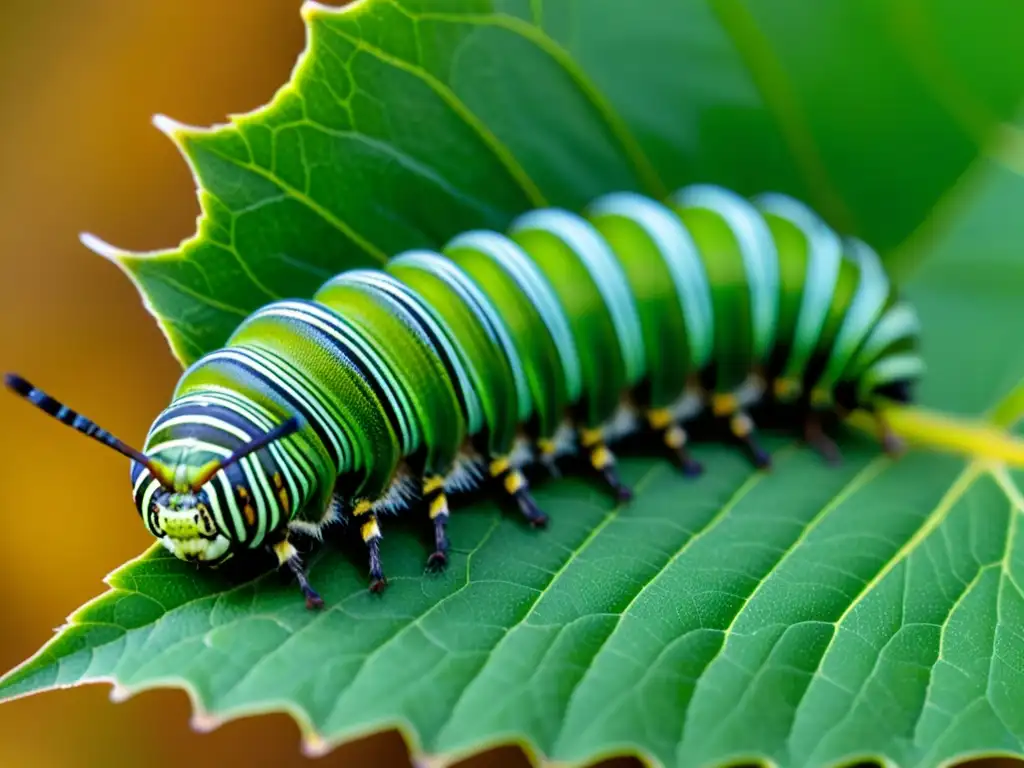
[
  {"left": 272, "top": 538, "right": 298, "bottom": 566},
  {"left": 429, "top": 493, "right": 449, "bottom": 520},
  {"left": 712, "top": 394, "right": 738, "bottom": 417},
  {"left": 774, "top": 377, "right": 802, "bottom": 401},
  {"left": 423, "top": 475, "right": 444, "bottom": 494},
  {"left": 664, "top": 425, "right": 686, "bottom": 449},
  {"left": 590, "top": 445, "right": 613, "bottom": 470},
  {"left": 730, "top": 413, "right": 754, "bottom": 438},
  {"left": 579, "top": 427, "right": 603, "bottom": 448},
  {"left": 811, "top": 387, "right": 833, "bottom": 408},
  {"left": 536, "top": 438, "right": 556, "bottom": 456},
  {"left": 360, "top": 518, "right": 381, "bottom": 542},
  {"left": 647, "top": 408, "right": 673, "bottom": 431},
  {"left": 489, "top": 457, "right": 510, "bottom": 477},
  {"left": 504, "top": 470, "right": 526, "bottom": 496}
]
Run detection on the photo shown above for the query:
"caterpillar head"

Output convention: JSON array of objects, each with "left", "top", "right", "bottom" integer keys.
[
  {"left": 142, "top": 484, "right": 232, "bottom": 564},
  {"left": 3, "top": 373, "right": 300, "bottom": 566}
]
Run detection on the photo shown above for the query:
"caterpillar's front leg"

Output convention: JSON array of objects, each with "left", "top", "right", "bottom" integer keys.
[
  {"left": 352, "top": 499, "right": 387, "bottom": 593},
  {"left": 422, "top": 474, "right": 451, "bottom": 571},
  {"left": 271, "top": 536, "right": 324, "bottom": 611}
]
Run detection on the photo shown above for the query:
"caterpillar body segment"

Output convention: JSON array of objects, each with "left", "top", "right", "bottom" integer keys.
[{"left": 7, "top": 185, "right": 934, "bottom": 609}]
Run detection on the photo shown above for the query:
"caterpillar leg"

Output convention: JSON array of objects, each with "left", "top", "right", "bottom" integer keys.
[
  {"left": 535, "top": 437, "right": 562, "bottom": 478},
  {"left": 712, "top": 394, "right": 771, "bottom": 470},
  {"left": 578, "top": 427, "right": 633, "bottom": 501},
  {"left": 532, "top": 422, "right": 574, "bottom": 479},
  {"left": 803, "top": 410, "right": 842, "bottom": 465},
  {"left": 730, "top": 411, "right": 772, "bottom": 469},
  {"left": 271, "top": 536, "right": 324, "bottom": 611},
  {"left": 422, "top": 474, "right": 451, "bottom": 571},
  {"left": 646, "top": 408, "right": 703, "bottom": 477},
  {"left": 489, "top": 455, "right": 548, "bottom": 527},
  {"left": 352, "top": 499, "right": 387, "bottom": 593},
  {"left": 799, "top": 388, "right": 843, "bottom": 464},
  {"left": 804, "top": 418, "right": 840, "bottom": 464}
]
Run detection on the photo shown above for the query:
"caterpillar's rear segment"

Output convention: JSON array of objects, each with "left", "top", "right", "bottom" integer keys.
[{"left": 12, "top": 184, "right": 972, "bottom": 612}]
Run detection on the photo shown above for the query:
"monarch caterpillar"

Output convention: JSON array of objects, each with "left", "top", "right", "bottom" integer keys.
[{"left": 8, "top": 184, "right": 1011, "bottom": 610}]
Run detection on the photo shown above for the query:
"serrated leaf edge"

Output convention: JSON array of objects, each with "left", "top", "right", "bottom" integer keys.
[{"left": 76, "top": 0, "right": 367, "bottom": 367}]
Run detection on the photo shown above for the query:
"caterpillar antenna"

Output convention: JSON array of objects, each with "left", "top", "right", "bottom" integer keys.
[{"left": 4, "top": 372, "right": 177, "bottom": 488}]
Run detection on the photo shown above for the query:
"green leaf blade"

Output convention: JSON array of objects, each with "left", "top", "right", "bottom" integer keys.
[
  {"left": 14, "top": 0, "right": 1024, "bottom": 765},
  {"left": 82, "top": 0, "right": 1024, "bottom": 367}
]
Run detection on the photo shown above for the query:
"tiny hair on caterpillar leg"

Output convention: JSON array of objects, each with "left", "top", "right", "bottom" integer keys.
[{"left": 9, "top": 184, "right": 1024, "bottom": 609}]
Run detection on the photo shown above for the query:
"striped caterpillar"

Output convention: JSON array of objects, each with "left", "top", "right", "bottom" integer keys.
[{"left": 7, "top": 185, "right": 924, "bottom": 609}]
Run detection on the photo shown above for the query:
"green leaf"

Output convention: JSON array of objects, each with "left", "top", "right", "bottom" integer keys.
[
  {"left": 7, "top": 1, "right": 1024, "bottom": 767},
  {"left": 84, "top": 0, "right": 1024, "bottom": 365}
]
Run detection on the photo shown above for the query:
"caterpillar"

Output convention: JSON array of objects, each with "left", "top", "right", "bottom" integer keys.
[{"left": 6, "top": 184, "right": 929, "bottom": 610}]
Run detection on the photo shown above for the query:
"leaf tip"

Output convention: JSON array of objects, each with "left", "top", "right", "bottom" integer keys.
[
  {"left": 190, "top": 710, "right": 225, "bottom": 734},
  {"left": 151, "top": 113, "right": 193, "bottom": 144},
  {"left": 79, "top": 232, "right": 123, "bottom": 263},
  {"left": 410, "top": 754, "right": 449, "bottom": 768},
  {"left": 300, "top": 731, "right": 330, "bottom": 758},
  {"left": 108, "top": 682, "right": 132, "bottom": 704},
  {"left": 300, "top": 0, "right": 351, "bottom": 22}
]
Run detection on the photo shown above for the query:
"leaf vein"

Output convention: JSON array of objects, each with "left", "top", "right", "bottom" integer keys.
[
  {"left": 679, "top": 454, "right": 888, "bottom": 752},
  {"left": 194, "top": 140, "right": 389, "bottom": 265},
  {"left": 318, "top": 18, "right": 546, "bottom": 208},
  {"left": 549, "top": 449, "right": 792, "bottom": 753},
  {"left": 432, "top": 462, "right": 670, "bottom": 748},
  {"left": 404, "top": 6, "right": 665, "bottom": 196}
]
